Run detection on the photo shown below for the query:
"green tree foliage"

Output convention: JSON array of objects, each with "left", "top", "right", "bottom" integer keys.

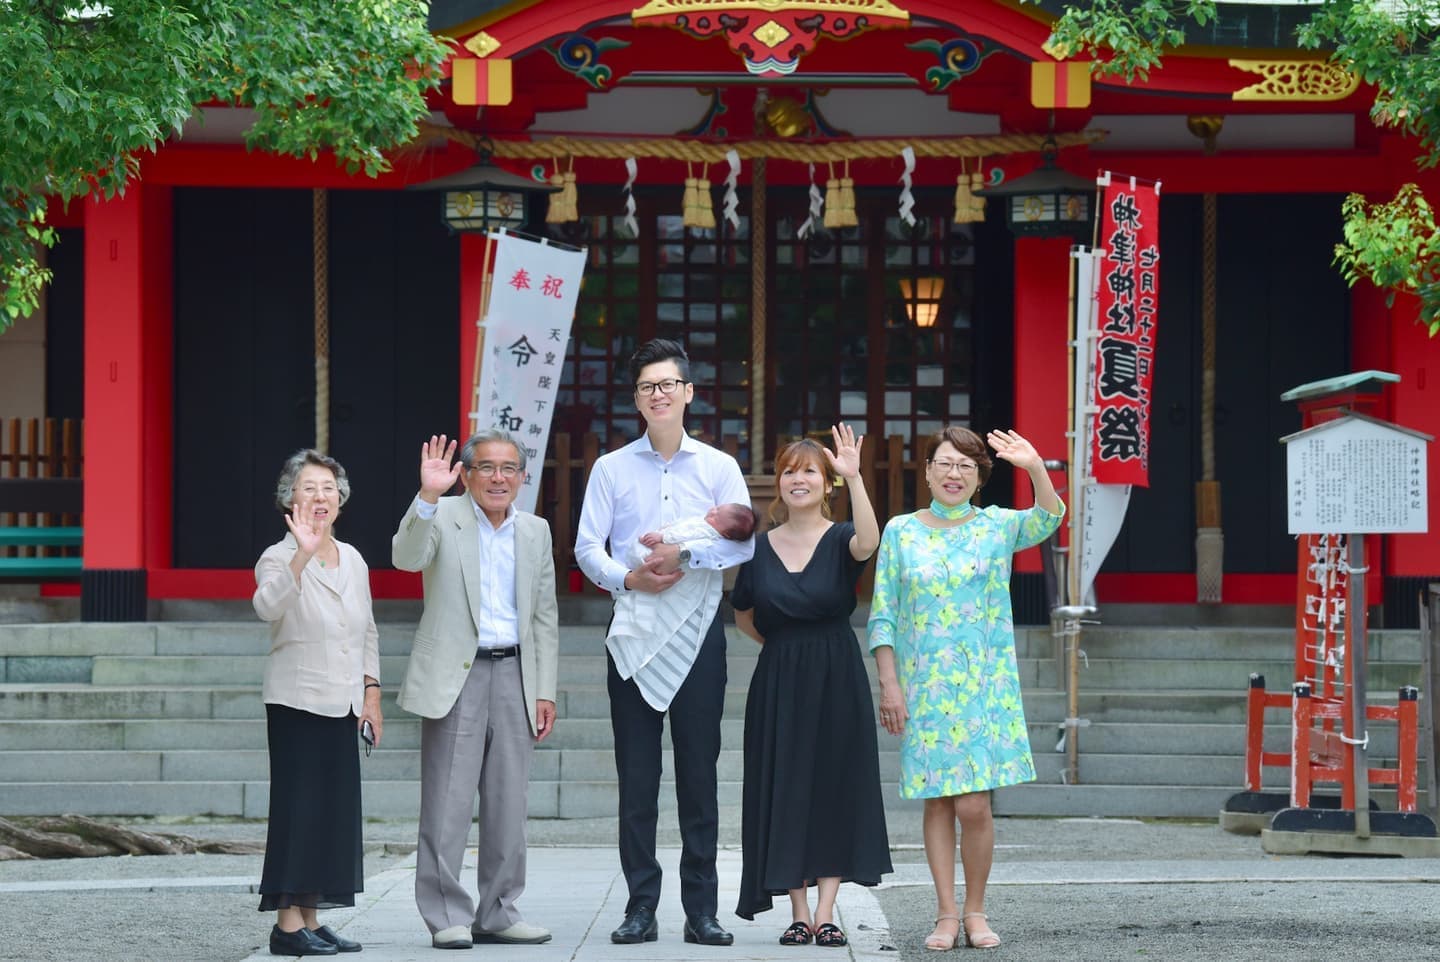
[
  {"left": 1040, "top": 0, "right": 1440, "bottom": 334},
  {"left": 0, "top": 0, "right": 449, "bottom": 328}
]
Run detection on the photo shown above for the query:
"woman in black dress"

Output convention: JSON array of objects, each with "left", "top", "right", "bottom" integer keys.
[{"left": 732, "top": 424, "right": 892, "bottom": 947}]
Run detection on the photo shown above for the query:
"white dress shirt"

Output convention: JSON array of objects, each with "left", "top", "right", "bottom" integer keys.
[
  {"left": 415, "top": 495, "right": 519, "bottom": 649},
  {"left": 575, "top": 432, "right": 753, "bottom": 594},
  {"left": 577, "top": 432, "right": 753, "bottom": 710}
]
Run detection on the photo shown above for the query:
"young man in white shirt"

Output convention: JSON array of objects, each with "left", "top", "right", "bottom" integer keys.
[{"left": 575, "top": 338, "right": 754, "bottom": 946}]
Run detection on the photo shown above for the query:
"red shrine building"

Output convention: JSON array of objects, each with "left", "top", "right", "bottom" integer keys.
[{"left": 1, "top": 0, "right": 1436, "bottom": 622}]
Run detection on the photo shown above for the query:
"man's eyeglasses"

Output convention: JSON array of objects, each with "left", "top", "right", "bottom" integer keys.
[
  {"left": 635, "top": 378, "right": 688, "bottom": 397},
  {"left": 929, "top": 459, "right": 980, "bottom": 476},
  {"left": 467, "top": 462, "right": 522, "bottom": 478}
]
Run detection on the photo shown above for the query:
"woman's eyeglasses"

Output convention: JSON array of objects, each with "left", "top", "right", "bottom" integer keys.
[{"left": 929, "top": 459, "right": 979, "bottom": 476}]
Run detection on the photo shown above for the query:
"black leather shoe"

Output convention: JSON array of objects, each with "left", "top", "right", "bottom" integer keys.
[
  {"left": 311, "top": 925, "right": 362, "bottom": 953},
  {"left": 269, "top": 925, "right": 338, "bottom": 956},
  {"left": 611, "top": 906, "right": 658, "bottom": 944},
  {"left": 684, "top": 915, "right": 734, "bottom": 946}
]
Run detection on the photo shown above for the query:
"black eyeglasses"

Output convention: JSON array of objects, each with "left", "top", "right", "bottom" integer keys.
[{"left": 635, "top": 378, "right": 688, "bottom": 397}]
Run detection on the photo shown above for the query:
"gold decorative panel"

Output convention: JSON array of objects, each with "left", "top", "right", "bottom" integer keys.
[
  {"left": 633, "top": 0, "right": 909, "bottom": 17},
  {"left": 1230, "top": 60, "right": 1359, "bottom": 102}
]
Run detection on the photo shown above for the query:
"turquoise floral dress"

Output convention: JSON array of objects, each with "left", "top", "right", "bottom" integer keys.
[{"left": 867, "top": 502, "right": 1064, "bottom": 799}]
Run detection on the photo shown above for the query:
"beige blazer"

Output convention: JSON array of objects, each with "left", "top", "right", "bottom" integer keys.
[
  {"left": 254, "top": 534, "right": 380, "bottom": 717},
  {"left": 391, "top": 495, "right": 559, "bottom": 735}
]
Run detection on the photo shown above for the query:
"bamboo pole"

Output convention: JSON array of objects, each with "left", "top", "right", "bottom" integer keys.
[
  {"left": 469, "top": 231, "right": 497, "bottom": 434},
  {"left": 750, "top": 158, "right": 767, "bottom": 472}
]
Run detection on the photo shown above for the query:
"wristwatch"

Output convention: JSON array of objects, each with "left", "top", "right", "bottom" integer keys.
[{"left": 678, "top": 548, "right": 693, "bottom": 566}]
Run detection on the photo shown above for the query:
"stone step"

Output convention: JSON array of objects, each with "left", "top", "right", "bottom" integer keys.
[
  {"left": 0, "top": 679, "right": 1399, "bottom": 725},
  {"left": 1073, "top": 626, "right": 1423, "bottom": 663},
  {"left": 3, "top": 741, "right": 1328, "bottom": 790},
  {"left": 11, "top": 620, "right": 1420, "bottom": 663},
  {"left": 0, "top": 622, "right": 770, "bottom": 658},
  {"left": 2, "top": 714, "right": 1416, "bottom": 772},
  {"left": 70, "top": 650, "right": 1431, "bottom": 692},
  {"left": 13, "top": 772, "right": 1385, "bottom": 821}
]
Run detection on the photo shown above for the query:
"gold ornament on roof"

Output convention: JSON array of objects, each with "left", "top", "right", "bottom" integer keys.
[
  {"left": 633, "top": 0, "right": 909, "bottom": 18},
  {"left": 752, "top": 19, "right": 792, "bottom": 47},
  {"left": 1229, "top": 60, "right": 1359, "bottom": 102},
  {"left": 464, "top": 31, "right": 501, "bottom": 58}
]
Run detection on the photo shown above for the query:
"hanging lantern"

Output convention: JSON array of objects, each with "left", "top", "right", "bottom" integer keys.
[
  {"left": 976, "top": 136, "right": 1093, "bottom": 239},
  {"left": 408, "top": 145, "right": 558, "bottom": 234}
]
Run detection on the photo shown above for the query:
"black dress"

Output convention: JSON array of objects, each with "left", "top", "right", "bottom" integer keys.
[{"left": 733, "top": 522, "right": 892, "bottom": 920}]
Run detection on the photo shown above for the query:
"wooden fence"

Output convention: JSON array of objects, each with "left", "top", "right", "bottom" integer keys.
[
  {"left": 538, "top": 432, "right": 928, "bottom": 592},
  {"left": 0, "top": 418, "right": 84, "bottom": 558}
]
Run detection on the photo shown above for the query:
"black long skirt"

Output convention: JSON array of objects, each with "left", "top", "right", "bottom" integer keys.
[
  {"left": 258, "top": 703, "right": 364, "bottom": 911},
  {"left": 736, "top": 625, "right": 893, "bottom": 920}
]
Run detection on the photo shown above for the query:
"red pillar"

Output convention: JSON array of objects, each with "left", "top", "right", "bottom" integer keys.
[
  {"left": 83, "top": 184, "right": 172, "bottom": 620},
  {"left": 1011, "top": 236, "right": 1073, "bottom": 575},
  {"left": 1387, "top": 295, "right": 1440, "bottom": 580},
  {"left": 1377, "top": 142, "right": 1440, "bottom": 602}
]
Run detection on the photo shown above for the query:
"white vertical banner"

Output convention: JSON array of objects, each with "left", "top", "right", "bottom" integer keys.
[
  {"left": 1071, "top": 246, "right": 1131, "bottom": 604},
  {"left": 473, "top": 230, "right": 587, "bottom": 514}
]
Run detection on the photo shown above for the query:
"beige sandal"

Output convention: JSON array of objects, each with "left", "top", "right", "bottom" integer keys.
[
  {"left": 963, "top": 912, "right": 1001, "bottom": 949},
  {"left": 924, "top": 914, "right": 961, "bottom": 952}
]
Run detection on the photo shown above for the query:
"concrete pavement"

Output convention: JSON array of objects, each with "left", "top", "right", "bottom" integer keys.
[
  {"left": 238, "top": 847, "right": 891, "bottom": 962},
  {"left": 232, "top": 829, "right": 1440, "bottom": 962},
  {"left": 7, "top": 815, "right": 1440, "bottom": 960}
]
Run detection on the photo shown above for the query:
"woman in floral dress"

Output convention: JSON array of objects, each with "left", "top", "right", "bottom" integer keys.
[{"left": 868, "top": 426, "right": 1063, "bottom": 952}]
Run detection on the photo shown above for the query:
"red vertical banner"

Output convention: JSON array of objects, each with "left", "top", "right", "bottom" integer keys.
[{"left": 1091, "top": 176, "right": 1160, "bottom": 486}]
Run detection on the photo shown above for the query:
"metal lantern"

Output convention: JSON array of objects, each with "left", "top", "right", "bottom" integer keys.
[
  {"left": 977, "top": 137, "right": 1094, "bottom": 240},
  {"left": 409, "top": 150, "right": 558, "bottom": 234}
]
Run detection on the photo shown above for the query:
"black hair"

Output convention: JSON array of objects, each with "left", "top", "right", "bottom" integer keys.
[{"left": 628, "top": 338, "right": 690, "bottom": 384}]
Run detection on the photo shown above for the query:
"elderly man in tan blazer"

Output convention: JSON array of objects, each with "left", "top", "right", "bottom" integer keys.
[{"left": 394, "top": 428, "right": 559, "bottom": 950}]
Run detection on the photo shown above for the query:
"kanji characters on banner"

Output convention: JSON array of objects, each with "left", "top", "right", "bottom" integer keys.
[
  {"left": 1091, "top": 175, "right": 1160, "bottom": 486},
  {"left": 473, "top": 230, "right": 587, "bottom": 514},
  {"left": 1071, "top": 246, "right": 1131, "bottom": 606}
]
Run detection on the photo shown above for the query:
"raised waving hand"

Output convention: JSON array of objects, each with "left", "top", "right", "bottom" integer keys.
[{"left": 419, "top": 434, "right": 464, "bottom": 503}]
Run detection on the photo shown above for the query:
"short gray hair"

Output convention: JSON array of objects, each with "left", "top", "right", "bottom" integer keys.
[
  {"left": 460, "top": 429, "right": 526, "bottom": 472},
  {"left": 274, "top": 449, "right": 351, "bottom": 512}
]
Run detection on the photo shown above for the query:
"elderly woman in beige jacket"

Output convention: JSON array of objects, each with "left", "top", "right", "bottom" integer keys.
[{"left": 254, "top": 449, "right": 381, "bottom": 957}]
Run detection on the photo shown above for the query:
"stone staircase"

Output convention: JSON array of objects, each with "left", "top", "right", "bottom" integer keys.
[{"left": 0, "top": 600, "right": 1428, "bottom": 819}]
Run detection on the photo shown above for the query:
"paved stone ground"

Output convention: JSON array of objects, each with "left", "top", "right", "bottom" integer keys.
[{"left": 4, "top": 812, "right": 1440, "bottom": 961}]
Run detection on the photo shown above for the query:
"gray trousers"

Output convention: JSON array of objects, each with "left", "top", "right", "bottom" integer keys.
[{"left": 415, "top": 654, "right": 533, "bottom": 935}]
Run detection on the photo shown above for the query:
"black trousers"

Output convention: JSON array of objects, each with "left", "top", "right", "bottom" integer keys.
[{"left": 607, "top": 612, "right": 727, "bottom": 918}]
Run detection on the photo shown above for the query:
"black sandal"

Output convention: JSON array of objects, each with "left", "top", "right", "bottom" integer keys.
[
  {"left": 779, "top": 922, "right": 813, "bottom": 946},
  {"left": 815, "top": 923, "right": 848, "bottom": 947}
]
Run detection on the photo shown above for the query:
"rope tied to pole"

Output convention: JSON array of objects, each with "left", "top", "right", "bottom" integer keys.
[{"left": 312, "top": 188, "right": 330, "bottom": 455}]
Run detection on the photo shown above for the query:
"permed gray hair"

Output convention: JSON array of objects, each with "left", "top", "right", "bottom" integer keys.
[
  {"left": 274, "top": 449, "right": 351, "bottom": 512},
  {"left": 460, "top": 429, "right": 527, "bottom": 473}
]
